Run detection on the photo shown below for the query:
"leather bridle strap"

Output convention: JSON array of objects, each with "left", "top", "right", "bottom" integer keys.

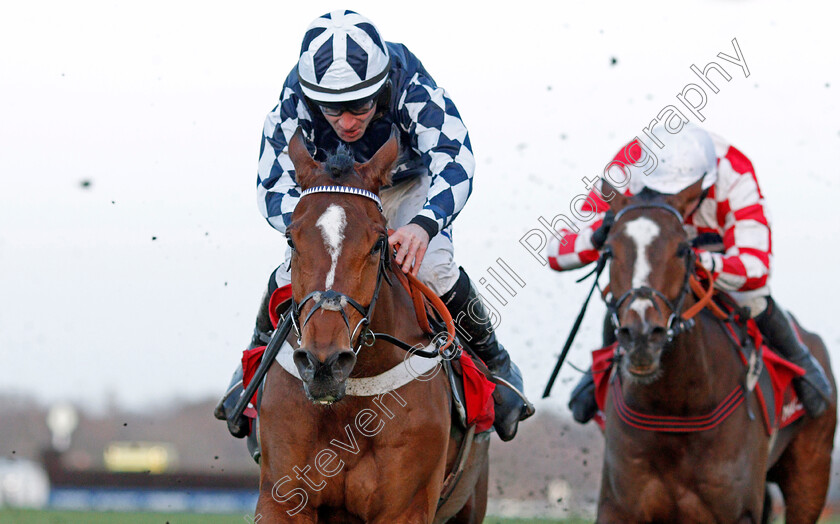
[
  {"left": 606, "top": 201, "right": 705, "bottom": 340},
  {"left": 291, "top": 237, "right": 390, "bottom": 353},
  {"left": 613, "top": 202, "right": 683, "bottom": 224}
]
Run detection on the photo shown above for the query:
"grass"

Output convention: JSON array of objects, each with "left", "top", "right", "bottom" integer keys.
[
  {"left": 0, "top": 509, "right": 248, "bottom": 524},
  {"left": 2, "top": 511, "right": 837, "bottom": 523},
  {"left": 0, "top": 511, "right": 584, "bottom": 524}
]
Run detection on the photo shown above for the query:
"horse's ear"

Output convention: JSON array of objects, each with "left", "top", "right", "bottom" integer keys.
[
  {"left": 357, "top": 125, "right": 399, "bottom": 190},
  {"left": 666, "top": 177, "right": 706, "bottom": 218},
  {"left": 288, "top": 127, "right": 319, "bottom": 189},
  {"left": 602, "top": 177, "right": 630, "bottom": 215}
]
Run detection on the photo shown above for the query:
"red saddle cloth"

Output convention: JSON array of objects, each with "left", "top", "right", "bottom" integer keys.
[
  {"left": 241, "top": 285, "right": 496, "bottom": 433},
  {"left": 458, "top": 352, "right": 496, "bottom": 433},
  {"left": 591, "top": 320, "right": 806, "bottom": 434}
]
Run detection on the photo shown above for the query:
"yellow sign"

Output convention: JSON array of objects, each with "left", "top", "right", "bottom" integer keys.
[{"left": 103, "top": 442, "right": 177, "bottom": 474}]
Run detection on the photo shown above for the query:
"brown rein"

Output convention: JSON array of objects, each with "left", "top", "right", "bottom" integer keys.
[
  {"left": 388, "top": 233, "right": 456, "bottom": 355},
  {"left": 683, "top": 260, "right": 727, "bottom": 321}
]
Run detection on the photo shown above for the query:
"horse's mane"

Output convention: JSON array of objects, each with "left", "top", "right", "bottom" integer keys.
[
  {"left": 324, "top": 145, "right": 356, "bottom": 182},
  {"left": 635, "top": 187, "right": 665, "bottom": 201}
]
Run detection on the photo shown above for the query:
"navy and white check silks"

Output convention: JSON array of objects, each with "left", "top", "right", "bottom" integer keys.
[{"left": 256, "top": 42, "right": 475, "bottom": 239}]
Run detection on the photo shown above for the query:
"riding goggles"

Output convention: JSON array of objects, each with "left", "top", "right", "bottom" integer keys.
[{"left": 318, "top": 97, "right": 377, "bottom": 117}]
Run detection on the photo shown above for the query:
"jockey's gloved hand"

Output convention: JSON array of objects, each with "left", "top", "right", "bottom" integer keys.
[{"left": 591, "top": 210, "right": 615, "bottom": 250}]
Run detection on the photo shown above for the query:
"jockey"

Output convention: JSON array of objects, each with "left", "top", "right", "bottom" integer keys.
[
  {"left": 215, "top": 10, "right": 530, "bottom": 442},
  {"left": 548, "top": 123, "right": 833, "bottom": 422}
]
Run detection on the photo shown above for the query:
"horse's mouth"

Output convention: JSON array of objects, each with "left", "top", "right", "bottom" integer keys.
[
  {"left": 621, "top": 361, "right": 662, "bottom": 385},
  {"left": 627, "top": 364, "right": 658, "bottom": 377},
  {"left": 302, "top": 380, "right": 346, "bottom": 405}
]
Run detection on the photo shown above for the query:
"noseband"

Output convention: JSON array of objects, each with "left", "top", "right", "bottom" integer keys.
[
  {"left": 290, "top": 186, "right": 391, "bottom": 354},
  {"left": 607, "top": 202, "right": 696, "bottom": 342}
]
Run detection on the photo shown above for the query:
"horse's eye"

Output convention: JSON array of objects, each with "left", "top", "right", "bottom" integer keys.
[
  {"left": 676, "top": 242, "right": 691, "bottom": 257},
  {"left": 286, "top": 234, "right": 295, "bottom": 250}
]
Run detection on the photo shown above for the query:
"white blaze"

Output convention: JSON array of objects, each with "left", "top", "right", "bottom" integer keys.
[
  {"left": 630, "top": 299, "right": 655, "bottom": 320},
  {"left": 624, "top": 217, "right": 660, "bottom": 316},
  {"left": 316, "top": 204, "right": 347, "bottom": 289}
]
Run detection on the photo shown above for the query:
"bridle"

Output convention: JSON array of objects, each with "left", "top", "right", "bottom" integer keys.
[
  {"left": 291, "top": 236, "right": 391, "bottom": 355},
  {"left": 289, "top": 186, "right": 391, "bottom": 354},
  {"left": 289, "top": 185, "right": 453, "bottom": 358},
  {"left": 606, "top": 202, "right": 699, "bottom": 342},
  {"left": 543, "top": 200, "right": 718, "bottom": 398}
]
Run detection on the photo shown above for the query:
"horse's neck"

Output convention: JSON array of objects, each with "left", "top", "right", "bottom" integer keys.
[
  {"left": 629, "top": 311, "right": 741, "bottom": 414},
  {"left": 351, "top": 272, "right": 429, "bottom": 376}
]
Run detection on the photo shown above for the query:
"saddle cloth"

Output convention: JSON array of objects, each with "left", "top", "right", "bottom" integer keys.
[{"left": 590, "top": 312, "right": 806, "bottom": 435}]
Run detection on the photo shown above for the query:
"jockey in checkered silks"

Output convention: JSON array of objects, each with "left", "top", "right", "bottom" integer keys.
[
  {"left": 547, "top": 124, "right": 833, "bottom": 423},
  {"left": 215, "top": 10, "right": 531, "bottom": 443}
]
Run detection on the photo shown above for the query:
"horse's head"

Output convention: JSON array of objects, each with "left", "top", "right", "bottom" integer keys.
[
  {"left": 604, "top": 178, "right": 706, "bottom": 383},
  {"left": 285, "top": 126, "right": 398, "bottom": 403}
]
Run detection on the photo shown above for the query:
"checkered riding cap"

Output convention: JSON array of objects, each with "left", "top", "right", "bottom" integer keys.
[
  {"left": 297, "top": 10, "right": 391, "bottom": 103},
  {"left": 630, "top": 123, "right": 718, "bottom": 195}
]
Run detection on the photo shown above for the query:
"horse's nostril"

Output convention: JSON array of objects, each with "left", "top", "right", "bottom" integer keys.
[
  {"left": 327, "top": 351, "right": 357, "bottom": 382},
  {"left": 293, "top": 349, "right": 319, "bottom": 381},
  {"left": 617, "top": 327, "right": 633, "bottom": 347},
  {"left": 650, "top": 326, "right": 668, "bottom": 344}
]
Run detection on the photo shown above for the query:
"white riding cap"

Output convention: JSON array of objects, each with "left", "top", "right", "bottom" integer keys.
[
  {"left": 630, "top": 123, "right": 718, "bottom": 195},
  {"left": 297, "top": 10, "right": 391, "bottom": 103}
]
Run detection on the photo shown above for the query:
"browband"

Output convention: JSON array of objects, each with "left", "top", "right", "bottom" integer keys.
[
  {"left": 614, "top": 202, "right": 683, "bottom": 224},
  {"left": 300, "top": 185, "right": 383, "bottom": 211}
]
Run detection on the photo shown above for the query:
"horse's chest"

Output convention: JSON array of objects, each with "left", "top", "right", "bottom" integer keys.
[
  {"left": 268, "top": 380, "right": 451, "bottom": 518},
  {"left": 604, "top": 441, "right": 761, "bottom": 521}
]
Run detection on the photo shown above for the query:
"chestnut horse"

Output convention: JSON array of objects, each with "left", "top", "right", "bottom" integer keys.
[
  {"left": 595, "top": 180, "right": 836, "bottom": 523},
  {"left": 254, "top": 127, "right": 489, "bottom": 523}
]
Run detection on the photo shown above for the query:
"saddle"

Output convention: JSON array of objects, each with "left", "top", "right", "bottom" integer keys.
[{"left": 590, "top": 277, "right": 806, "bottom": 435}]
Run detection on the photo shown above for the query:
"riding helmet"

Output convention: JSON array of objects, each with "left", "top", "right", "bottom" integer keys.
[
  {"left": 297, "top": 10, "right": 391, "bottom": 103},
  {"left": 631, "top": 123, "right": 719, "bottom": 195}
]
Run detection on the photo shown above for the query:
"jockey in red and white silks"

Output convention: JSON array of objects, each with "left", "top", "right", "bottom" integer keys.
[
  {"left": 553, "top": 124, "right": 832, "bottom": 422},
  {"left": 548, "top": 127, "right": 771, "bottom": 305}
]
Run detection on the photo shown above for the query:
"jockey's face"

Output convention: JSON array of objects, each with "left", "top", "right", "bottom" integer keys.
[{"left": 320, "top": 103, "right": 377, "bottom": 143}]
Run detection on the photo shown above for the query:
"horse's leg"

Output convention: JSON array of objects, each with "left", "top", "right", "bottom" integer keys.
[
  {"left": 771, "top": 412, "right": 835, "bottom": 523},
  {"left": 759, "top": 484, "right": 773, "bottom": 524},
  {"left": 596, "top": 502, "right": 634, "bottom": 524},
  {"left": 443, "top": 450, "right": 489, "bottom": 524},
  {"left": 255, "top": 490, "right": 317, "bottom": 523},
  {"left": 771, "top": 330, "right": 836, "bottom": 524},
  {"left": 365, "top": 489, "right": 439, "bottom": 524},
  {"left": 254, "top": 367, "right": 323, "bottom": 524}
]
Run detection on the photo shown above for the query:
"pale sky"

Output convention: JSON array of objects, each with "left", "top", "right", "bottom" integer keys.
[{"left": 1, "top": 0, "right": 838, "bottom": 412}]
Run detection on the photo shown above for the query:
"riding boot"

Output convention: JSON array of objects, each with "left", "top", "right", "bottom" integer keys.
[
  {"left": 441, "top": 268, "right": 531, "bottom": 441},
  {"left": 568, "top": 370, "right": 597, "bottom": 424},
  {"left": 213, "top": 288, "right": 274, "bottom": 438},
  {"left": 754, "top": 297, "right": 833, "bottom": 418},
  {"left": 568, "top": 313, "right": 617, "bottom": 424}
]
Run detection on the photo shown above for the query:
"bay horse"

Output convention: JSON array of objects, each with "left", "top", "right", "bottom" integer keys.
[
  {"left": 254, "top": 127, "right": 489, "bottom": 523},
  {"left": 595, "top": 179, "right": 836, "bottom": 523}
]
